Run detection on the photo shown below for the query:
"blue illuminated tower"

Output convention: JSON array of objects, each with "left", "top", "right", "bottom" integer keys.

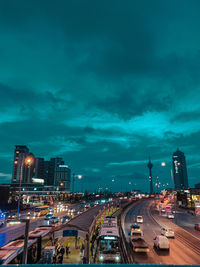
[{"left": 147, "top": 158, "right": 153, "bottom": 194}]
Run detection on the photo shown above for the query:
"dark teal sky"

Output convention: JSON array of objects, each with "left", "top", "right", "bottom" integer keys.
[{"left": 0, "top": 0, "right": 200, "bottom": 192}]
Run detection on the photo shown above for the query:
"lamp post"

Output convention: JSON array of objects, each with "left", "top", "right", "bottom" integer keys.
[
  {"left": 72, "top": 174, "right": 82, "bottom": 193},
  {"left": 17, "top": 155, "right": 34, "bottom": 220}
]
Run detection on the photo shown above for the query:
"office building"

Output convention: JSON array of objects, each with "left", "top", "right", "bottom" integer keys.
[
  {"left": 11, "top": 146, "right": 71, "bottom": 191},
  {"left": 54, "top": 164, "right": 71, "bottom": 192},
  {"left": 47, "top": 157, "right": 64, "bottom": 185},
  {"left": 34, "top": 158, "right": 45, "bottom": 178},
  {"left": 12, "top": 145, "right": 29, "bottom": 183},
  {"left": 172, "top": 149, "right": 189, "bottom": 190}
]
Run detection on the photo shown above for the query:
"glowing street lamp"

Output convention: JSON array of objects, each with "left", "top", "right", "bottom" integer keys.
[
  {"left": 161, "top": 162, "right": 166, "bottom": 167},
  {"left": 72, "top": 173, "right": 83, "bottom": 193}
]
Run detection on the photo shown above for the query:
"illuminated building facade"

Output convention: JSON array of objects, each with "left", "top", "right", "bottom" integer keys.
[
  {"left": 172, "top": 149, "right": 188, "bottom": 190},
  {"left": 12, "top": 145, "right": 35, "bottom": 183}
]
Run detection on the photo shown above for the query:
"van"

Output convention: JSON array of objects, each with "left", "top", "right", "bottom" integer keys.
[{"left": 154, "top": 235, "right": 170, "bottom": 250}]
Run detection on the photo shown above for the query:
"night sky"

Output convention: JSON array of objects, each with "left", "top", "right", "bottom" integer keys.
[{"left": 0, "top": 0, "right": 200, "bottom": 192}]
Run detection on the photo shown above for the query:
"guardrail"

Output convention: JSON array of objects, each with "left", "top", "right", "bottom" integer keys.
[{"left": 118, "top": 201, "right": 137, "bottom": 264}]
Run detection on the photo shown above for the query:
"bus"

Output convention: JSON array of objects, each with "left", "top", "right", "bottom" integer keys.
[
  {"left": 97, "top": 218, "right": 121, "bottom": 263},
  {"left": 34, "top": 206, "right": 50, "bottom": 217}
]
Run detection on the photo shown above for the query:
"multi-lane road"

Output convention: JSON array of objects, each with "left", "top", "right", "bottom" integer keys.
[
  {"left": 0, "top": 203, "right": 82, "bottom": 247},
  {"left": 122, "top": 200, "right": 200, "bottom": 265}
]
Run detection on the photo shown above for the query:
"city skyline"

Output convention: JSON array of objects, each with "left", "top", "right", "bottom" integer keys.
[{"left": 1, "top": 1, "right": 200, "bottom": 191}]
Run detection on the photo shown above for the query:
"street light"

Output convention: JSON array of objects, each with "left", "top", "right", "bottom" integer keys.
[
  {"left": 17, "top": 155, "right": 34, "bottom": 220},
  {"left": 72, "top": 173, "right": 82, "bottom": 193}
]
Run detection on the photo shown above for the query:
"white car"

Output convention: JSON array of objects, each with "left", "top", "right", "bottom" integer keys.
[
  {"left": 167, "top": 213, "right": 174, "bottom": 219},
  {"left": 154, "top": 235, "right": 170, "bottom": 250},
  {"left": 161, "top": 227, "right": 174, "bottom": 238},
  {"left": 136, "top": 216, "right": 143, "bottom": 223}
]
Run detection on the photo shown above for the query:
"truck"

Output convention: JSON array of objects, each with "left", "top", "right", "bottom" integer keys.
[{"left": 130, "top": 237, "right": 149, "bottom": 253}]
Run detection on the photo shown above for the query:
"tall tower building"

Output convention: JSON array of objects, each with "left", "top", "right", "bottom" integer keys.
[
  {"left": 12, "top": 145, "right": 29, "bottom": 183},
  {"left": 172, "top": 149, "right": 189, "bottom": 190},
  {"left": 147, "top": 158, "right": 153, "bottom": 194},
  {"left": 12, "top": 146, "right": 35, "bottom": 184}
]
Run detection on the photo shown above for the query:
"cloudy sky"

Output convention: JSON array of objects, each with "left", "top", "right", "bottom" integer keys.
[{"left": 0, "top": 0, "right": 200, "bottom": 192}]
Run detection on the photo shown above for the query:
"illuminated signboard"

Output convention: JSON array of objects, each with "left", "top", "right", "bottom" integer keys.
[
  {"left": 104, "top": 236, "right": 116, "bottom": 240},
  {"left": 59, "top": 165, "right": 69, "bottom": 168},
  {"left": 174, "top": 160, "right": 179, "bottom": 173}
]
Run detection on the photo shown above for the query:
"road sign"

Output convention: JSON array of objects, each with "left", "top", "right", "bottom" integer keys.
[{"left": 63, "top": 229, "right": 78, "bottom": 237}]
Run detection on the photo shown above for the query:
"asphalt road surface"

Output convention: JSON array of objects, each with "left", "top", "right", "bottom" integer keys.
[
  {"left": 122, "top": 199, "right": 200, "bottom": 265},
  {"left": 0, "top": 203, "right": 82, "bottom": 247}
]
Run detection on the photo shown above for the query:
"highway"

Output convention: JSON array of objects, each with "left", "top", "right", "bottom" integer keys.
[{"left": 122, "top": 199, "right": 200, "bottom": 264}]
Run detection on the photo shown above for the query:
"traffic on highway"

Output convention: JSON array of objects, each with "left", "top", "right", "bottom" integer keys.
[{"left": 0, "top": 192, "right": 199, "bottom": 265}]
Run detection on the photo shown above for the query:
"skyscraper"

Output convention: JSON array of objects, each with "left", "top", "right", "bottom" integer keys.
[
  {"left": 172, "top": 149, "right": 189, "bottom": 190},
  {"left": 12, "top": 145, "right": 29, "bottom": 183},
  {"left": 47, "top": 157, "right": 64, "bottom": 185},
  {"left": 12, "top": 146, "right": 35, "bottom": 184}
]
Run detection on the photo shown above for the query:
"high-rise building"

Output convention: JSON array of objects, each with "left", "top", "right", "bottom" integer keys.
[
  {"left": 12, "top": 146, "right": 35, "bottom": 184},
  {"left": 54, "top": 165, "right": 71, "bottom": 192},
  {"left": 12, "top": 145, "right": 29, "bottom": 183},
  {"left": 34, "top": 157, "right": 45, "bottom": 178},
  {"left": 47, "top": 158, "right": 64, "bottom": 185},
  {"left": 172, "top": 149, "right": 189, "bottom": 190}
]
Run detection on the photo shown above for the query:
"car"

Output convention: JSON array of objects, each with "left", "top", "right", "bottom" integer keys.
[
  {"left": 194, "top": 223, "right": 200, "bottom": 231},
  {"left": 167, "top": 213, "right": 174, "bottom": 219},
  {"left": 131, "top": 224, "right": 141, "bottom": 232},
  {"left": 48, "top": 208, "right": 54, "bottom": 214},
  {"left": 161, "top": 227, "right": 174, "bottom": 238},
  {"left": 8, "top": 212, "right": 18, "bottom": 219},
  {"left": 44, "top": 213, "right": 53, "bottom": 220},
  {"left": 136, "top": 216, "right": 143, "bottom": 223},
  {"left": 61, "top": 215, "right": 70, "bottom": 223},
  {"left": 49, "top": 216, "right": 59, "bottom": 224},
  {"left": 154, "top": 235, "right": 170, "bottom": 250}
]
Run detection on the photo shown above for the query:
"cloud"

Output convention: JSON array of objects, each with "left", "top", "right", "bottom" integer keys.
[{"left": 1, "top": 0, "right": 200, "bottom": 190}]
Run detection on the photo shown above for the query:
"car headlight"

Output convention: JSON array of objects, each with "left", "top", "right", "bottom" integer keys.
[
  {"left": 99, "top": 255, "right": 104, "bottom": 261},
  {"left": 115, "top": 256, "right": 120, "bottom": 261}
]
